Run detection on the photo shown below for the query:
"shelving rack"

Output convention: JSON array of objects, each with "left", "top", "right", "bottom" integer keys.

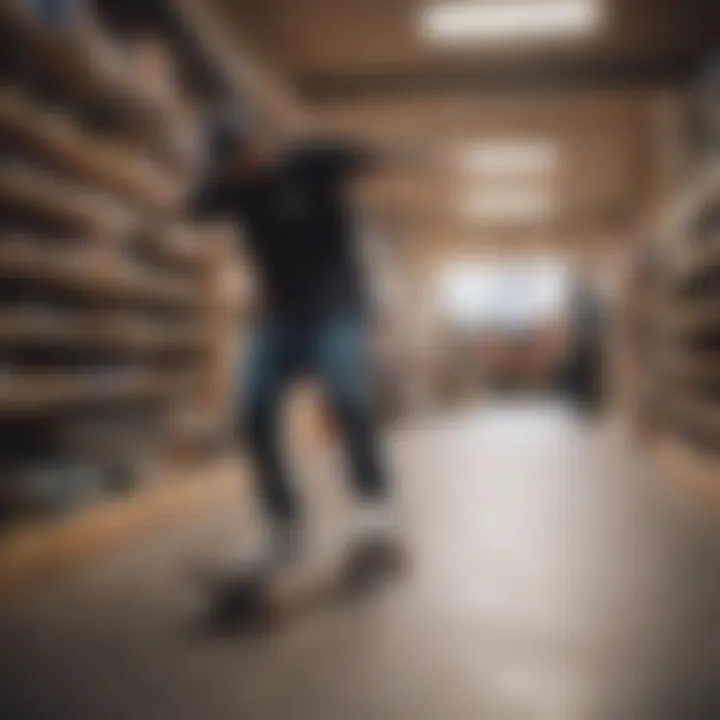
[
  {"left": 626, "top": 160, "right": 720, "bottom": 486},
  {"left": 657, "top": 164, "right": 720, "bottom": 459},
  {"left": 0, "top": 1, "right": 241, "bottom": 521}
]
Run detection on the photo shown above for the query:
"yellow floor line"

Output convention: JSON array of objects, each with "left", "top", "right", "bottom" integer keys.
[{"left": 0, "top": 459, "right": 244, "bottom": 600}]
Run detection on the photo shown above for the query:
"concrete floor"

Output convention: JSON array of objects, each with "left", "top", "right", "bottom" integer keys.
[{"left": 1, "top": 400, "right": 719, "bottom": 720}]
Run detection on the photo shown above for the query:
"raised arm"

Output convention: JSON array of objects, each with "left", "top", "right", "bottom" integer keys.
[
  {"left": 300, "top": 137, "right": 440, "bottom": 180},
  {"left": 361, "top": 138, "right": 441, "bottom": 173}
]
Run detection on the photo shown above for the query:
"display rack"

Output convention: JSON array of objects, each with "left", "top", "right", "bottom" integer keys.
[
  {"left": 628, "top": 161, "right": 720, "bottom": 484},
  {"left": 0, "top": 2, "right": 241, "bottom": 521}
]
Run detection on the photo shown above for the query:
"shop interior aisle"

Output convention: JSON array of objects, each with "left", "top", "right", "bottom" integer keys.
[{"left": 1, "top": 401, "right": 719, "bottom": 720}]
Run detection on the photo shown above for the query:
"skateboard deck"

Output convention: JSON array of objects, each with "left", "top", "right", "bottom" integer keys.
[{"left": 198, "top": 538, "right": 408, "bottom": 632}]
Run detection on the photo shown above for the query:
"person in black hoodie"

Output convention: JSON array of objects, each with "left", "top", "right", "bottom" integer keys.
[{"left": 189, "top": 107, "right": 422, "bottom": 577}]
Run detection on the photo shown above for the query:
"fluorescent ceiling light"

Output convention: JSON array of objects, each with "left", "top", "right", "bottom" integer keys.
[
  {"left": 459, "top": 139, "right": 560, "bottom": 175},
  {"left": 458, "top": 188, "right": 556, "bottom": 222},
  {"left": 421, "top": 0, "right": 604, "bottom": 44}
]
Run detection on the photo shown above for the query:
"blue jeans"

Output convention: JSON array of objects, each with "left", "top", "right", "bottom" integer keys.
[{"left": 240, "top": 313, "right": 386, "bottom": 521}]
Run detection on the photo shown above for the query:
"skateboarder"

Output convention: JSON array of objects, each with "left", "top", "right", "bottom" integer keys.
[{"left": 188, "top": 107, "right": 419, "bottom": 580}]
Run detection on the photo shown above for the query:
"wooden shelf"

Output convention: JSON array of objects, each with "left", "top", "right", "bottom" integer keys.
[
  {"left": 0, "top": 162, "right": 135, "bottom": 237},
  {"left": 641, "top": 355, "right": 720, "bottom": 392},
  {"left": 653, "top": 437, "right": 720, "bottom": 511},
  {"left": 625, "top": 296, "right": 662, "bottom": 324},
  {"left": 156, "top": 226, "right": 208, "bottom": 270},
  {"left": 0, "top": 89, "right": 178, "bottom": 213},
  {"left": 0, "top": 308, "right": 198, "bottom": 354},
  {"left": 658, "top": 162, "right": 720, "bottom": 240},
  {"left": 670, "top": 352, "right": 720, "bottom": 382},
  {"left": 0, "top": 239, "right": 199, "bottom": 308},
  {"left": 630, "top": 296, "right": 720, "bottom": 336},
  {"left": 660, "top": 242, "right": 720, "bottom": 285},
  {"left": 666, "top": 395, "right": 720, "bottom": 436},
  {"left": 665, "top": 298, "right": 720, "bottom": 334},
  {"left": 0, "top": 3, "right": 163, "bottom": 131},
  {"left": 681, "top": 244, "right": 720, "bottom": 277},
  {"left": 0, "top": 370, "right": 194, "bottom": 414}
]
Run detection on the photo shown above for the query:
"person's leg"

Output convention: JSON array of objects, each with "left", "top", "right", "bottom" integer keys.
[
  {"left": 241, "top": 318, "right": 299, "bottom": 527},
  {"left": 312, "top": 314, "right": 388, "bottom": 502}
]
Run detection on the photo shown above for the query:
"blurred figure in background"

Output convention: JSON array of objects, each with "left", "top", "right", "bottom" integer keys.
[
  {"left": 563, "top": 274, "right": 606, "bottom": 417},
  {"left": 188, "top": 107, "right": 417, "bottom": 578}
]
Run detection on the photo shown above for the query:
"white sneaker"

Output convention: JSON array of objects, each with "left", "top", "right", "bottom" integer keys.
[
  {"left": 346, "top": 500, "right": 408, "bottom": 579},
  {"left": 263, "top": 518, "right": 303, "bottom": 571},
  {"left": 352, "top": 500, "right": 398, "bottom": 547}
]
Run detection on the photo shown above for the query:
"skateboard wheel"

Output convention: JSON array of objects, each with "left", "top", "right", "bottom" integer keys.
[{"left": 206, "top": 575, "right": 271, "bottom": 631}]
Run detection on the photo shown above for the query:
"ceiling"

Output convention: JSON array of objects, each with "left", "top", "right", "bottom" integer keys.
[
  {"left": 218, "top": 0, "right": 716, "bottom": 87},
  {"left": 209, "top": 0, "right": 718, "bottom": 250}
]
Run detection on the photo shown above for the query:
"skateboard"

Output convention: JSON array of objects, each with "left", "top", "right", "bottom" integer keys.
[{"left": 198, "top": 537, "right": 408, "bottom": 632}]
